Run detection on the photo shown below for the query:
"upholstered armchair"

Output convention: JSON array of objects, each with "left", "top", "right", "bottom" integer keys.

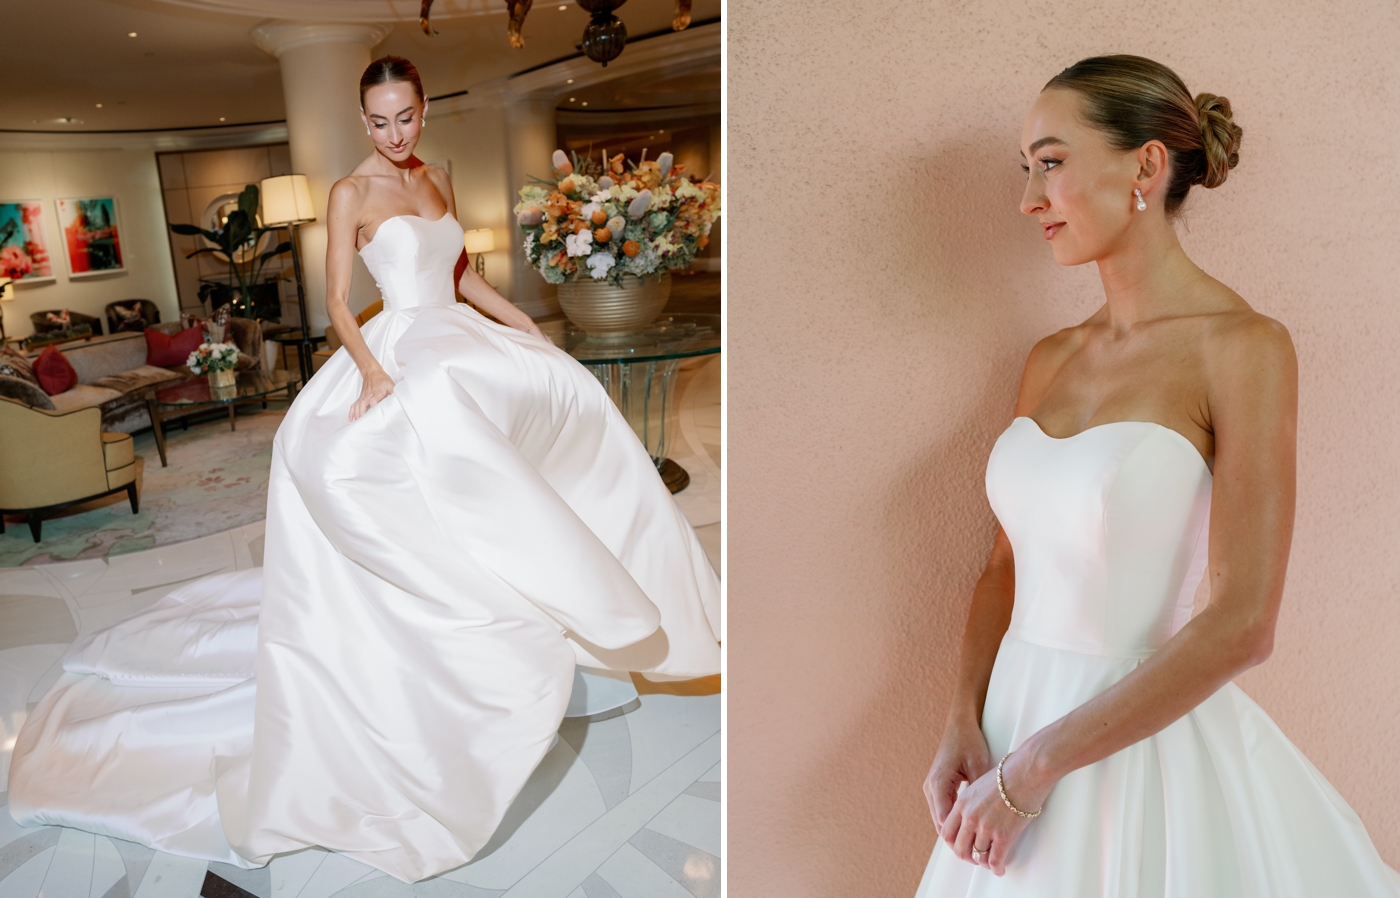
[
  {"left": 30, "top": 310, "right": 104, "bottom": 336},
  {"left": 0, "top": 396, "right": 139, "bottom": 542},
  {"left": 105, "top": 299, "right": 162, "bottom": 335}
]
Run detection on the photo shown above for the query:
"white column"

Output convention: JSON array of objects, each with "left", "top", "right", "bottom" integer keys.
[
  {"left": 504, "top": 98, "right": 560, "bottom": 318},
  {"left": 252, "top": 23, "right": 388, "bottom": 332}
]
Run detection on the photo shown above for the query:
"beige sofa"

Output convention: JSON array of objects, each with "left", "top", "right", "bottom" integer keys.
[
  {"left": 0, "top": 332, "right": 184, "bottom": 433},
  {"left": 0, "top": 319, "right": 267, "bottom": 433},
  {"left": 0, "top": 397, "right": 138, "bottom": 542}
]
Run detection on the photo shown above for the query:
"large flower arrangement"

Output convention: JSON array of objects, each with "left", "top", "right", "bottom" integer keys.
[
  {"left": 513, "top": 149, "right": 720, "bottom": 286},
  {"left": 186, "top": 342, "right": 239, "bottom": 375}
]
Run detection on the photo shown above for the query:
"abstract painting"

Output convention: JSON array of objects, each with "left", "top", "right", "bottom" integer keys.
[
  {"left": 0, "top": 200, "right": 55, "bottom": 283},
  {"left": 56, "top": 196, "right": 125, "bottom": 277}
]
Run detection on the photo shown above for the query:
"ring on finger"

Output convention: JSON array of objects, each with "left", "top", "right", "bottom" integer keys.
[{"left": 971, "top": 845, "right": 990, "bottom": 863}]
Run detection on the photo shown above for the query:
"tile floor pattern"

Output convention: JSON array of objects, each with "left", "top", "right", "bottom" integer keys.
[
  {"left": 0, "top": 353, "right": 723, "bottom": 896},
  {"left": 0, "top": 523, "right": 721, "bottom": 898}
]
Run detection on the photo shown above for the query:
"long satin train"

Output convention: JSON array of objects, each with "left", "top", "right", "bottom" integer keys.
[{"left": 9, "top": 213, "right": 721, "bottom": 882}]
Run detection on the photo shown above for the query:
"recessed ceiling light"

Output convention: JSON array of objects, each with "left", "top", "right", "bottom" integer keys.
[
  {"left": 569, "top": 97, "right": 576, "bottom": 102},
  {"left": 566, "top": 79, "right": 574, "bottom": 84},
  {"left": 558, "top": 4, "right": 566, "bottom": 9},
  {"left": 219, "top": 117, "right": 226, "bottom": 122},
  {"left": 128, "top": 31, "right": 137, "bottom": 37},
  {"left": 95, "top": 103, "right": 103, "bottom": 108},
  {"left": 581, "top": 102, "right": 588, "bottom": 107},
  {"left": 659, "top": 129, "right": 664, "bottom": 133}
]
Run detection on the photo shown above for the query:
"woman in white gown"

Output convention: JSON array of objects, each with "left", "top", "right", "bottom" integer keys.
[
  {"left": 7, "top": 56, "right": 720, "bottom": 883},
  {"left": 915, "top": 56, "right": 1400, "bottom": 896}
]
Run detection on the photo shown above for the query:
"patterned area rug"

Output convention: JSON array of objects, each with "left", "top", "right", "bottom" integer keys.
[{"left": 0, "top": 403, "right": 287, "bottom": 567}]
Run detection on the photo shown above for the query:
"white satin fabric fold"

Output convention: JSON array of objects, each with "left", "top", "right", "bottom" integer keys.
[
  {"left": 914, "top": 418, "right": 1400, "bottom": 897},
  {"left": 9, "top": 213, "right": 720, "bottom": 883}
]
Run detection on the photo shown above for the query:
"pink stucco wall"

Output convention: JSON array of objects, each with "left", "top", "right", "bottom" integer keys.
[{"left": 727, "top": 1, "right": 1400, "bottom": 894}]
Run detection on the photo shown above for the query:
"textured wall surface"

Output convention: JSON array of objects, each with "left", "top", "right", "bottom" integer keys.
[{"left": 727, "top": 2, "right": 1400, "bottom": 895}]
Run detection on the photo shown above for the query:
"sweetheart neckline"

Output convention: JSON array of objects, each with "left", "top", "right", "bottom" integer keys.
[
  {"left": 1014, "top": 416, "right": 1212, "bottom": 474},
  {"left": 359, "top": 212, "right": 455, "bottom": 253}
]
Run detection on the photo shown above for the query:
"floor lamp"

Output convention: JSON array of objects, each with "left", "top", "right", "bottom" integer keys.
[
  {"left": 464, "top": 228, "right": 495, "bottom": 282},
  {"left": 259, "top": 174, "right": 316, "bottom": 383}
]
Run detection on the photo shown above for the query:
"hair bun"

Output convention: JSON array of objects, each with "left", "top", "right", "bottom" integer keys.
[{"left": 1193, "top": 93, "right": 1242, "bottom": 189}]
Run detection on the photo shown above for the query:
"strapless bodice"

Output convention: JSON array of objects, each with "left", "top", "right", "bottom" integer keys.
[
  {"left": 987, "top": 417, "right": 1212, "bottom": 659},
  {"left": 358, "top": 213, "right": 464, "bottom": 312}
]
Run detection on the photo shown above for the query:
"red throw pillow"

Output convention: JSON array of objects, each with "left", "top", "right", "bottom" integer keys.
[
  {"left": 33, "top": 345, "right": 78, "bottom": 395},
  {"left": 145, "top": 325, "right": 203, "bottom": 367}
]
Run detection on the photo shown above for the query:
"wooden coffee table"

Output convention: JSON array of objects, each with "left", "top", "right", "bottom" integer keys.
[{"left": 145, "top": 369, "right": 300, "bottom": 467}]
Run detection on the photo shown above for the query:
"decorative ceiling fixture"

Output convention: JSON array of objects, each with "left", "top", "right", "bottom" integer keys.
[
  {"left": 577, "top": 0, "right": 626, "bottom": 67},
  {"left": 418, "top": 0, "right": 693, "bottom": 66}
]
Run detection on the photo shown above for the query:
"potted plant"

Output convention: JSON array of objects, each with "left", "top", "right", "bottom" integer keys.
[
  {"left": 514, "top": 148, "right": 720, "bottom": 338},
  {"left": 171, "top": 184, "right": 290, "bottom": 320}
]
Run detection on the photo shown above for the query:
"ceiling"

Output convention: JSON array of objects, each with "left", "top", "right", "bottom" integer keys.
[{"left": 3, "top": 0, "right": 719, "bottom": 132}]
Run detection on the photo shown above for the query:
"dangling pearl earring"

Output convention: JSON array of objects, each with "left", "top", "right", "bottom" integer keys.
[
  {"left": 420, "top": 117, "right": 426, "bottom": 127},
  {"left": 365, "top": 126, "right": 371, "bottom": 135},
  {"left": 1134, "top": 189, "right": 1147, "bottom": 211}
]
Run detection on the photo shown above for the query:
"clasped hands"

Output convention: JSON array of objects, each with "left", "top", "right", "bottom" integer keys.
[{"left": 923, "top": 725, "right": 1052, "bottom": 876}]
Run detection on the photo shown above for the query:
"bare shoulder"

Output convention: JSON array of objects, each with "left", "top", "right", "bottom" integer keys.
[
  {"left": 327, "top": 175, "right": 369, "bottom": 219},
  {"left": 421, "top": 161, "right": 451, "bottom": 192},
  {"left": 419, "top": 162, "right": 455, "bottom": 209},
  {"left": 1200, "top": 307, "right": 1297, "bottom": 431},
  {"left": 1201, "top": 307, "right": 1296, "bottom": 374},
  {"left": 1015, "top": 324, "right": 1086, "bottom": 414},
  {"left": 1025, "top": 322, "right": 1087, "bottom": 382}
]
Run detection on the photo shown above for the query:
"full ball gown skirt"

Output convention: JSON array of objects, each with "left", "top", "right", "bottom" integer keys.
[
  {"left": 7, "top": 213, "right": 721, "bottom": 882},
  {"left": 915, "top": 417, "right": 1400, "bottom": 897}
]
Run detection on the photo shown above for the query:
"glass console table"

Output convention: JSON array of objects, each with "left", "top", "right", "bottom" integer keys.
[{"left": 556, "top": 313, "right": 720, "bottom": 494}]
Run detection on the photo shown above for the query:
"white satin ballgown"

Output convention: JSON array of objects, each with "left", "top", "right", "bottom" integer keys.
[
  {"left": 7, "top": 212, "right": 721, "bottom": 883},
  {"left": 915, "top": 417, "right": 1400, "bottom": 897}
]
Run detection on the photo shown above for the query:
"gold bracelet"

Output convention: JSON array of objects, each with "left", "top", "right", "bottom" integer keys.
[{"left": 997, "top": 751, "right": 1043, "bottom": 819}]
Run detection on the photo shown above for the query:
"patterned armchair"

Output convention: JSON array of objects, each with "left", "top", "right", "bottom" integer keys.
[{"left": 105, "top": 299, "right": 162, "bottom": 334}]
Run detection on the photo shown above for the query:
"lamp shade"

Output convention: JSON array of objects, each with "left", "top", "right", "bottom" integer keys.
[
  {"left": 0, "top": 277, "right": 12, "bottom": 302},
  {"left": 464, "top": 228, "right": 495, "bottom": 255},
  {"left": 260, "top": 174, "right": 316, "bottom": 226}
]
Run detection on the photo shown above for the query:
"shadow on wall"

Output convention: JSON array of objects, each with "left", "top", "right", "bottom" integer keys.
[{"left": 744, "top": 135, "right": 1079, "bottom": 896}]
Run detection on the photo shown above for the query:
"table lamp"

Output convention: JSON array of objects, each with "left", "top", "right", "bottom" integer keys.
[
  {"left": 0, "top": 277, "right": 13, "bottom": 343},
  {"left": 464, "top": 228, "right": 495, "bottom": 279},
  {"left": 259, "top": 174, "right": 316, "bottom": 383}
]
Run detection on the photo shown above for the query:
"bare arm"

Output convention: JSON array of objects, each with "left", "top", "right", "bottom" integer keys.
[
  {"left": 1011, "top": 316, "right": 1296, "bottom": 792},
  {"left": 923, "top": 333, "right": 1072, "bottom": 829},
  {"left": 325, "top": 178, "right": 397, "bottom": 421},
  {"left": 942, "top": 315, "right": 1298, "bottom": 876}
]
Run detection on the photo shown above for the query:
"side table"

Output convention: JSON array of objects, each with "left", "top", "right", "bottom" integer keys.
[
  {"left": 560, "top": 313, "right": 720, "bottom": 494},
  {"left": 145, "top": 369, "right": 300, "bottom": 467}
]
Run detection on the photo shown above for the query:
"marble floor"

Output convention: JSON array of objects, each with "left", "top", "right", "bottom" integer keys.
[{"left": 0, "top": 355, "right": 723, "bottom": 897}]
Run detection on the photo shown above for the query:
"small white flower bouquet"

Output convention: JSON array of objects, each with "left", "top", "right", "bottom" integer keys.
[{"left": 187, "top": 342, "right": 239, "bottom": 375}]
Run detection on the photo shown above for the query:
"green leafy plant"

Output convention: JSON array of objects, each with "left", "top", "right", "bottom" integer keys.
[{"left": 170, "top": 184, "right": 290, "bottom": 319}]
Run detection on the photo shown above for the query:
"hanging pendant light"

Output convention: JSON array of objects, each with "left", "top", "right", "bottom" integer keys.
[{"left": 577, "top": 0, "right": 628, "bottom": 67}]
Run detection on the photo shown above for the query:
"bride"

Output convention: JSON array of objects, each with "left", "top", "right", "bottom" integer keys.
[
  {"left": 7, "top": 56, "right": 720, "bottom": 883},
  {"left": 915, "top": 56, "right": 1399, "bottom": 896}
]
